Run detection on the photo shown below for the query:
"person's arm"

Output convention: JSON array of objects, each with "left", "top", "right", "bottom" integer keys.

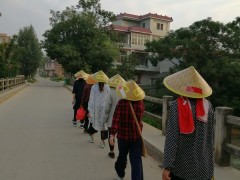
[
  {"left": 72, "top": 81, "right": 76, "bottom": 105},
  {"left": 109, "top": 101, "right": 121, "bottom": 145},
  {"left": 87, "top": 86, "right": 95, "bottom": 119},
  {"left": 162, "top": 101, "right": 180, "bottom": 171},
  {"left": 80, "top": 85, "right": 87, "bottom": 107},
  {"left": 101, "top": 92, "right": 112, "bottom": 124}
]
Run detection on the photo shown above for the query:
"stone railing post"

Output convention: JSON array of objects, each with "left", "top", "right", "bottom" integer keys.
[
  {"left": 215, "top": 107, "right": 233, "bottom": 166},
  {"left": 162, "top": 96, "right": 173, "bottom": 135},
  {"left": 1, "top": 78, "right": 4, "bottom": 91},
  {"left": 6, "top": 78, "right": 9, "bottom": 89}
]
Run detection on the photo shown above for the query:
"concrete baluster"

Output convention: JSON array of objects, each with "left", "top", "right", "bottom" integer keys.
[
  {"left": 215, "top": 107, "right": 233, "bottom": 166},
  {"left": 162, "top": 96, "right": 173, "bottom": 136}
]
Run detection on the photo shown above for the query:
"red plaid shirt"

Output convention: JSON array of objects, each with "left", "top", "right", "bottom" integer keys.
[
  {"left": 110, "top": 99, "right": 144, "bottom": 142},
  {"left": 81, "top": 84, "right": 93, "bottom": 105}
]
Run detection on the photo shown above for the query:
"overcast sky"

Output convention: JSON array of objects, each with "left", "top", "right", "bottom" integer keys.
[{"left": 0, "top": 0, "right": 239, "bottom": 40}]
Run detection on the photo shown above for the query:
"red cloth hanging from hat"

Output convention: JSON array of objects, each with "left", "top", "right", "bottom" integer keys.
[{"left": 177, "top": 97, "right": 208, "bottom": 134}]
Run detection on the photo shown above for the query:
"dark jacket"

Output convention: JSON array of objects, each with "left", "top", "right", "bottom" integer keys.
[{"left": 72, "top": 78, "right": 86, "bottom": 110}]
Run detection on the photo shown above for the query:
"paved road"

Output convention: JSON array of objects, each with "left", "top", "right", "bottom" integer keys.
[{"left": 0, "top": 77, "right": 162, "bottom": 180}]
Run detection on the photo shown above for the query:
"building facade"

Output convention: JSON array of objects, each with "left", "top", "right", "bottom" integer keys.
[
  {"left": 110, "top": 13, "right": 174, "bottom": 84},
  {"left": 0, "top": 33, "right": 11, "bottom": 44},
  {"left": 44, "top": 59, "right": 64, "bottom": 77}
]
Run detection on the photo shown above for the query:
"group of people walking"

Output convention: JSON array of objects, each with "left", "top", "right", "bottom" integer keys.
[
  {"left": 71, "top": 66, "right": 215, "bottom": 180},
  {"left": 72, "top": 70, "right": 145, "bottom": 180}
]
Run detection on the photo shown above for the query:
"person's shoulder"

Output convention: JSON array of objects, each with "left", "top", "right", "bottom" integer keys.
[
  {"left": 91, "top": 84, "right": 98, "bottom": 90},
  {"left": 170, "top": 99, "right": 178, "bottom": 107},
  {"left": 104, "top": 84, "right": 110, "bottom": 90}
]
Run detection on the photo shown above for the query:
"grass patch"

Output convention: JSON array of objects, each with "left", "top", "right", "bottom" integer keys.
[
  {"left": 27, "top": 78, "right": 37, "bottom": 83},
  {"left": 142, "top": 115, "right": 161, "bottom": 130},
  {"left": 50, "top": 77, "right": 64, "bottom": 82}
]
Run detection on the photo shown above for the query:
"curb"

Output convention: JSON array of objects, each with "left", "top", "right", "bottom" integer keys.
[{"left": 0, "top": 83, "right": 29, "bottom": 103}]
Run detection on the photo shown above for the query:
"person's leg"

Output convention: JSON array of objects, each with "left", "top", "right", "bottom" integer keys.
[
  {"left": 115, "top": 139, "right": 128, "bottom": 178},
  {"left": 129, "top": 139, "right": 143, "bottom": 180},
  {"left": 83, "top": 116, "right": 89, "bottom": 133},
  {"left": 100, "top": 130, "right": 108, "bottom": 148},
  {"left": 108, "top": 127, "right": 115, "bottom": 158},
  {"left": 88, "top": 123, "right": 97, "bottom": 143},
  {"left": 83, "top": 104, "right": 89, "bottom": 132},
  {"left": 72, "top": 109, "right": 77, "bottom": 126}
]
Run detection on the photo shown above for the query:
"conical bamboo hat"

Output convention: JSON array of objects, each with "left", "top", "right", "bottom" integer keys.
[
  {"left": 92, "top": 70, "right": 109, "bottom": 83},
  {"left": 74, "top": 70, "right": 88, "bottom": 79},
  {"left": 163, "top": 66, "right": 212, "bottom": 98},
  {"left": 116, "top": 80, "right": 145, "bottom": 101},
  {"left": 85, "top": 74, "right": 97, "bottom": 85},
  {"left": 107, "top": 74, "right": 125, "bottom": 88}
]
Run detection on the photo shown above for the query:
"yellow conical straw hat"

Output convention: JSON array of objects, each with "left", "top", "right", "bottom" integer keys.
[
  {"left": 92, "top": 70, "right": 109, "bottom": 83},
  {"left": 163, "top": 66, "right": 212, "bottom": 98},
  {"left": 107, "top": 74, "right": 126, "bottom": 88},
  {"left": 116, "top": 80, "right": 145, "bottom": 101},
  {"left": 74, "top": 70, "right": 88, "bottom": 79},
  {"left": 85, "top": 74, "right": 97, "bottom": 85}
]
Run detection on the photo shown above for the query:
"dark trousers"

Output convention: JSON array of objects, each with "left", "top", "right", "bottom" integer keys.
[
  {"left": 115, "top": 139, "right": 143, "bottom": 180},
  {"left": 108, "top": 127, "right": 114, "bottom": 151},
  {"left": 88, "top": 123, "right": 97, "bottom": 135},
  {"left": 73, "top": 109, "right": 77, "bottom": 123},
  {"left": 83, "top": 116, "right": 89, "bottom": 131}
]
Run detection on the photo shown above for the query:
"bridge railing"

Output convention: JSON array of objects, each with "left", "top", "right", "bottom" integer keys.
[
  {"left": 144, "top": 96, "right": 240, "bottom": 167},
  {"left": 0, "top": 75, "right": 25, "bottom": 92},
  {"left": 215, "top": 107, "right": 240, "bottom": 166}
]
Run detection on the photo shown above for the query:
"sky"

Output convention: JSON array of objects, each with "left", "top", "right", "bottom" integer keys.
[{"left": 0, "top": 0, "right": 240, "bottom": 40}]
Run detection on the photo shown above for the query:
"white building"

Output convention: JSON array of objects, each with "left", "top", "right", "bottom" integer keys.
[{"left": 110, "top": 13, "right": 174, "bottom": 84}]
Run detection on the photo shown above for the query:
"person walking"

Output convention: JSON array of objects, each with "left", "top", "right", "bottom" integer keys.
[
  {"left": 109, "top": 80, "right": 145, "bottom": 180},
  {"left": 88, "top": 70, "right": 110, "bottom": 146},
  {"left": 80, "top": 74, "right": 97, "bottom": 133},
  {"left": 72, "top": 70, "right": 87, "bottom": 127},
  {"left": 101, "top": 74, "right": 125, "bottom": 158},
  {"left": 162, "top": 66, "right": 215, "bottom": 180}
]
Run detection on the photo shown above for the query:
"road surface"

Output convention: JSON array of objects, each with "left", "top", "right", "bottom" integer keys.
[{"left": 0, "top": 77, "right": 162, "bottom": 180}]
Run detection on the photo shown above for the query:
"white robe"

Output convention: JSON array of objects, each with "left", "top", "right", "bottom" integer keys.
[
  {"left": 101, "top": 88, "right": 120, "bottom": 128},
  {"left": 88, "top": 83, "right": 110, "bottom": 131}
]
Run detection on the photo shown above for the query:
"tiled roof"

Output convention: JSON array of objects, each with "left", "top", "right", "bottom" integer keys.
[
  {"left": 109, "top": 25, "right": 152, "bottom": 34},
  {"left": 116, "top": 12, "right": 173, "bottom": 22},
  {"left": 129, "top": 26, "right": 151, "bottom": 33}
]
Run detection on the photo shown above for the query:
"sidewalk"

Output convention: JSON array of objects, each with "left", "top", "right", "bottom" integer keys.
[
  {"left": 65, "top": 84, "right": 240, "bottom": 179},
  {"left": 142, "top": 121, "right": 240, "bottom": 180}
]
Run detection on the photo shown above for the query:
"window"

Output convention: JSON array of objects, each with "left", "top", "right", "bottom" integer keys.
[
  {"left": 157, "top": 23, "right": 164, "bottom": 30},
  {"left": 131, "top": 33, "right": 150, "bottom": 45},
  {"left": 131, "top": 33, "right": 137, "bottom": 45},
  {"left": 143, "top": 23, "right": 145, "bottom": 28},
  {"left": 144, "top": 34, "right": 150, "bottom": 44},
  {"left": 138, "top": 34, "right": 143, "bottom": 45}
]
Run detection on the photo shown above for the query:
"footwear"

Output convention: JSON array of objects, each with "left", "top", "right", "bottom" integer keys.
[
  {"left": 72, "top": 122, "right": 77, "bottom": 127},
  {"left": 80, "top": 123, "right": 84, "bottom": 129},
  {"left": 108, "top": 152, "right": 115, "bottom": 158},
  {"left": 114, "top": 173, "right": 124, "bottom": 180},
  {"left": 89, "top": 135, "right": 94, "bottom": 143},
  {"left": 99, "top": 141, "right": 105, "bottom": 148}
]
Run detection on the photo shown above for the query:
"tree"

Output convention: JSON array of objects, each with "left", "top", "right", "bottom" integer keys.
[
  {"left": 15, "top": 25, "right": 42, "bottom": 78},
  {"left": 42, "top": 0, "right": 119, "bottom": 74},
  {"left": 0, "top": 36, "right": 21, "bottom": 78},
  {"left": 146, "top": 17, "right": 240, "bottom": 115},
  {"left": 108, "top": 54, "right": 138, "bottom": 80}
]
